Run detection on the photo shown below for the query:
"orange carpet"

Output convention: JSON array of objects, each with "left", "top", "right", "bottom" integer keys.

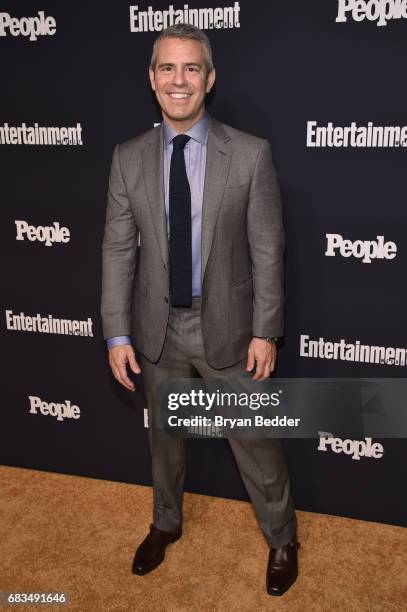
[{"left": 0, "top": 465, "right": 406, "bottom": 611}]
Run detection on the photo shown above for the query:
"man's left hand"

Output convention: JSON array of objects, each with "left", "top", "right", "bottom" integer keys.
[{"left": 246, "top": 338, "right": 277, "bottom": 381}]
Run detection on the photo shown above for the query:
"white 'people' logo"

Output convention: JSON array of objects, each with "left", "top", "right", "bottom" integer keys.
[
  {"left": 15, "top": 220, "right": 70, "bottom": 246},
  {"left": 318, "top": 433, "right": 384, "bottom": 460},
  {"left": 325, "top": 234, "right": 397, "bottom": 263},
  {"left": 336, "top": 0, "right": 407, "bottom": 27},
  {"left": 0, "top": 11, "right": 56, "bottom": 41},
  {"left": 29, "top": 396, "right": 81, "bottom": 422}
]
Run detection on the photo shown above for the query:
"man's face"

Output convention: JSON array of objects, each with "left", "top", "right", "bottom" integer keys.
[{"left": 149, "top": 37, "right": 215, "bottom": 129}]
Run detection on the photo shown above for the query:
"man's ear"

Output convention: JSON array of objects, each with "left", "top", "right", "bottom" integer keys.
[
  {"left": 206, "top": 68, "right": 216, "bottom": 93},
  {"left": 149, "top": 66, "right": 156, "bottom": 91}
]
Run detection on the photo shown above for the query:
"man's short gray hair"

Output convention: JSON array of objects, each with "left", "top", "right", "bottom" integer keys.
[{"left": 150, "top": 23, "right": 214, "bottom": 73}]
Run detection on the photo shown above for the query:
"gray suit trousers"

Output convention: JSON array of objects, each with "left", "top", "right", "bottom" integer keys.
[{"left": 140, "top": 299, "right": 297, "bottom": 549}]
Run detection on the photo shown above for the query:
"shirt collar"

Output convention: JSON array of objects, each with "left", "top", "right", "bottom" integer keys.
[{"left": 163, "top": 112, "right": 209, "bottom": 147}]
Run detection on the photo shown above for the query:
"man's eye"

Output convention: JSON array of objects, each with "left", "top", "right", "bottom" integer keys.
[{"left": 187, "top": 66, "right": 199, "bottom": 72}]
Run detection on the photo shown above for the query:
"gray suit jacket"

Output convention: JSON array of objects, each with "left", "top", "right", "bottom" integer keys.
[{"left": 101, "top": 114, "right": 285, "bottom": 369}]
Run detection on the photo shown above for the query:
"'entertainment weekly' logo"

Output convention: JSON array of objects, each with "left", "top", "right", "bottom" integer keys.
[
  {"left": 325, "top": 234, "right": 397, "bottom": 263},
  {"left": 336, "top": 0, "right": 407, "bottom": 26},
  {"left": 0, "top": 11, "right": 56, "bottom": 41},
  {"left": 5, "top": 310, "right": 94, "bottom": 337},
  {"left": 29, "top": 396, "right": 81, "bottom": 422},
  {"left": 306, "top": 121, "right": 407, "bottom": 148},
  {"left": 300, "top": 335, "right": 407, "bottom": 367},
  {"left": 15, "top": 220, "right": 70, "bottom": 246},
  {"left": 0, "top": 123, "right": 83, "bottom": 146},
  {"left": 318, "top": 432, "right": 384, "bottom": 460},
  {"left": 130, "top": 2, "right": 241, "bottom": 32}
]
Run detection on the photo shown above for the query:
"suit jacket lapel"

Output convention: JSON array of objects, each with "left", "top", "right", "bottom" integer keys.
[
  {"left": 142, "top": 124, "right": 169, "bottom": 267},
  {"left": 201, "top": 116, "right": 232, "bottom": 284}
]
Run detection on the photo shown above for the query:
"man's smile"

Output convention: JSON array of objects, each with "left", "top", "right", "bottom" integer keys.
[{"left": 167, "top": 92, "right": 193, "bottom": 99}]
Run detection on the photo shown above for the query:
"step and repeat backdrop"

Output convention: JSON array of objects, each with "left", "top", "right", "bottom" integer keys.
[{"left": 1, "top": 1, "right": 406, "bottom": 526}]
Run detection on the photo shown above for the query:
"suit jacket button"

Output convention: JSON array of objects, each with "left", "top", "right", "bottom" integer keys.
[{"left": 164, "top": 297, "right": 168, "bottom": 303}]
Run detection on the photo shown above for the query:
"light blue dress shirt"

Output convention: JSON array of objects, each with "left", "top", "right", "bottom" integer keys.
[{"left": 107, "top": 113, "right": 209, "bottom": 349}]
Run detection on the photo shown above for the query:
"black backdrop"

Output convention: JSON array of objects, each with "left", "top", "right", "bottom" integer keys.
[{"left": 1, "top": 1, "right": 406, "bottom": 527}]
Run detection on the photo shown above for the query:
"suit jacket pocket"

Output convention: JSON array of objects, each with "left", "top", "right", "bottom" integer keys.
[
  {"left": 223, "top": 182, "right": 249, "bottom": 207},
  {"left": 231, "top": 274, "right": 252, "bottom": 288},
  {"left": 226, "top": 182, "right": 246, "bottom": 189}
]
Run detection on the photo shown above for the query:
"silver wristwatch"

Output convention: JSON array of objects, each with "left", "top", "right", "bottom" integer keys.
[{"left": 256, "top": 337, "right": 278, "bottom": 344}]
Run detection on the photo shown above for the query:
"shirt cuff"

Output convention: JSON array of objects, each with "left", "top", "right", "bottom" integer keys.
[{"left": 106, "top": 335, "right": 132, "bottom": 349}]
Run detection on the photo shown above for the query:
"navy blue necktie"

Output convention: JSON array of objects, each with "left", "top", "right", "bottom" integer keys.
[{"left": 169, "top": 134, "right": 192, "bottom": 307}]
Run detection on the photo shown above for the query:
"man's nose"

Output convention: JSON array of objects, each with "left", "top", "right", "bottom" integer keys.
[{"left": 172, "top": 67, "right": 187, "bottom": 86}]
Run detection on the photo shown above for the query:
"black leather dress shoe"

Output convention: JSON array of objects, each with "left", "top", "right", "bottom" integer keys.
[
  {"left": 132, "top": 523, "right": 182, "bottom": 575},
  {"left": 266, "top": 533, "right": 300, "bottom": 596}
]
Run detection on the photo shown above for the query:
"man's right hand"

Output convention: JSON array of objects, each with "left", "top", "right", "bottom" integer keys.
[{"left": 108, "top": 344, "right": 141, "bottom": 392}]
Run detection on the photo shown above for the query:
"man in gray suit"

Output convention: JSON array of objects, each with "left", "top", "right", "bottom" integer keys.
[{"left": 101, "top": 23, "right": 299, "bottom": 596}]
